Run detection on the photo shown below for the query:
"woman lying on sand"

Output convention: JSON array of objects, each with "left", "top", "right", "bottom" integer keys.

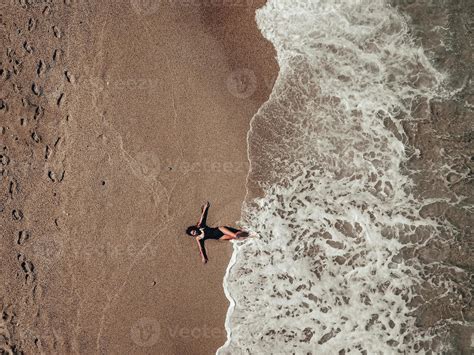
[{"left": 186, "top": 202, "right": 248, "bottom": 264}]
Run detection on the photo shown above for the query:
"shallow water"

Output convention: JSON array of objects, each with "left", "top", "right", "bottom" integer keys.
[{"left": 219, "top": 0, "right": 472, "bottom": 354}]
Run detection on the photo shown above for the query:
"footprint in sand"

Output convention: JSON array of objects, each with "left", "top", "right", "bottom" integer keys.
[
  {"left": 44, "top": 145, "right": 51, "bottom": 160},
  {"left": 64, "top": 71, "right": 76, "bottom": 84},
  {"left": 12, "top": 209, "right": 23, "bottom": 221},
  {"left": 52, "top": 49, "right": 62, "bottom": 62},
  {"left": 42, "top": 5, "right": 51, "bottom": 16},
  {"left": 56, "top": 92, "right": 64, "bottom": 107},
  {"left": 0, "top": 67, "right": 10, "bottom": 80},
  {"left": 17, "top": 253, "right": 36, "bottom": 283},
  {"left": 17, "top": 230, "right": 31, "bottom": 245},
  {"left": 32, "top": 82, "right": 42, "bottom": 96},
  {"left": 52, "top": 26, "right": 61, "bottom": 39},
  {"left": 0, "top": 99, "right": 8, "bottom": 112},
  {"left": 31, "top": 131, "right": 41, "bottom": 143},
  {"left": 8, "top": 179, "right": 18, "bottom": 199},
  {"left": 0, "top": 153, "right": 10, "bottom": 166},
  {"left": 47, "top": 170, "right": 65, "bottom": 183},
  {"left": 36, "top": 60, "right": 45, "bottom": 76},
  {"left": 33, "top": 105, "right": 44, "bottom": 120},
  {"left": 23, "top": 41, "right": 34, "bottom": 54},
  {"left": 28, "top": 17, "right": 37, "bottom": 32}
]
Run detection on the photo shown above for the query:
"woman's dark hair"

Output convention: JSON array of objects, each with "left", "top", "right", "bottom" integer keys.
[{"left": 186, "top": 225, "right": 200, "bottom": 236}]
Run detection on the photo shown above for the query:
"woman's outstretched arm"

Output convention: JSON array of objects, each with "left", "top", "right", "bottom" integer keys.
[
  {"left": 197, "top": 201, "right": 210, "bottom": 228},
  {"left": 195, "top": 237, "right": 208, "bottom": 264}
]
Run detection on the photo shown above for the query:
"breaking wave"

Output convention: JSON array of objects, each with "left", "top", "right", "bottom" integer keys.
[{"left": 219, "top": 1, "right": 468, "bottom": 353}]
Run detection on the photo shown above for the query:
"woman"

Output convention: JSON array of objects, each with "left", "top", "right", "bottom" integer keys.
[{"left": 186, "top": 202, "right": 248, "bottom": 264}]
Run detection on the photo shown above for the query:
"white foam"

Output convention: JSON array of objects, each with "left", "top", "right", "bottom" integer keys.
[{"left": 219, "top": 0, "right": 459, "bottom": 353}]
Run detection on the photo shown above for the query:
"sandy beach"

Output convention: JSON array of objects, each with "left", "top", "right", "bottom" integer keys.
[
  {"left": 1, "top": 0, "right": 276, "bottom": 353},
  {"left": 2, "top": 0, "right": 472, "bottom": 354}
]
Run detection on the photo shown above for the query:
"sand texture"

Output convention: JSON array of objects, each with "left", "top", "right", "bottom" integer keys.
[{"left": 0, "top": 1, "right": 277, "bottom": 354}]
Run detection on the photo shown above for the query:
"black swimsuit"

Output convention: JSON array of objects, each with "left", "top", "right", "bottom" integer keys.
[
  {"left": 201, "top": 226, "right": 239, "bottom": 240},
  {"left": 198, "top": 207, "right": 239, "bottom": 241}
]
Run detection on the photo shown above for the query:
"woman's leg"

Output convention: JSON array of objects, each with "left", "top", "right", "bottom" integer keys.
[
  {"left": 219, "top": 234, "right": 236, "bottom": 240},
  {"left": 218, "top": 226, "right": 239, "bottom": 238},
  {"left": 218, "top": 227, "right": 248, "bottom": 240}
]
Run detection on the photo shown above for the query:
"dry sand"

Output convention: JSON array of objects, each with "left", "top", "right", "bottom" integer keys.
[{"left": 0, "top": 0, "right": 277, "bottom": 354}]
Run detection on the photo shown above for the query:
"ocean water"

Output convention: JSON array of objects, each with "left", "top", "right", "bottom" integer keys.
[{"left": 219, "top": 0, "right": 468, "bottom": 354}]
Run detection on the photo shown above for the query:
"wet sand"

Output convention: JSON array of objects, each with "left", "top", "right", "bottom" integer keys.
[{"left": 0, "top": 1, "right": 277, "bottom": 354}]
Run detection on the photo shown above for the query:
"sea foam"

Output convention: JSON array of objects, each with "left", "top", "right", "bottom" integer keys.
[{"left": 219, "top": 0, "right": 463, "bottom": 353}]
